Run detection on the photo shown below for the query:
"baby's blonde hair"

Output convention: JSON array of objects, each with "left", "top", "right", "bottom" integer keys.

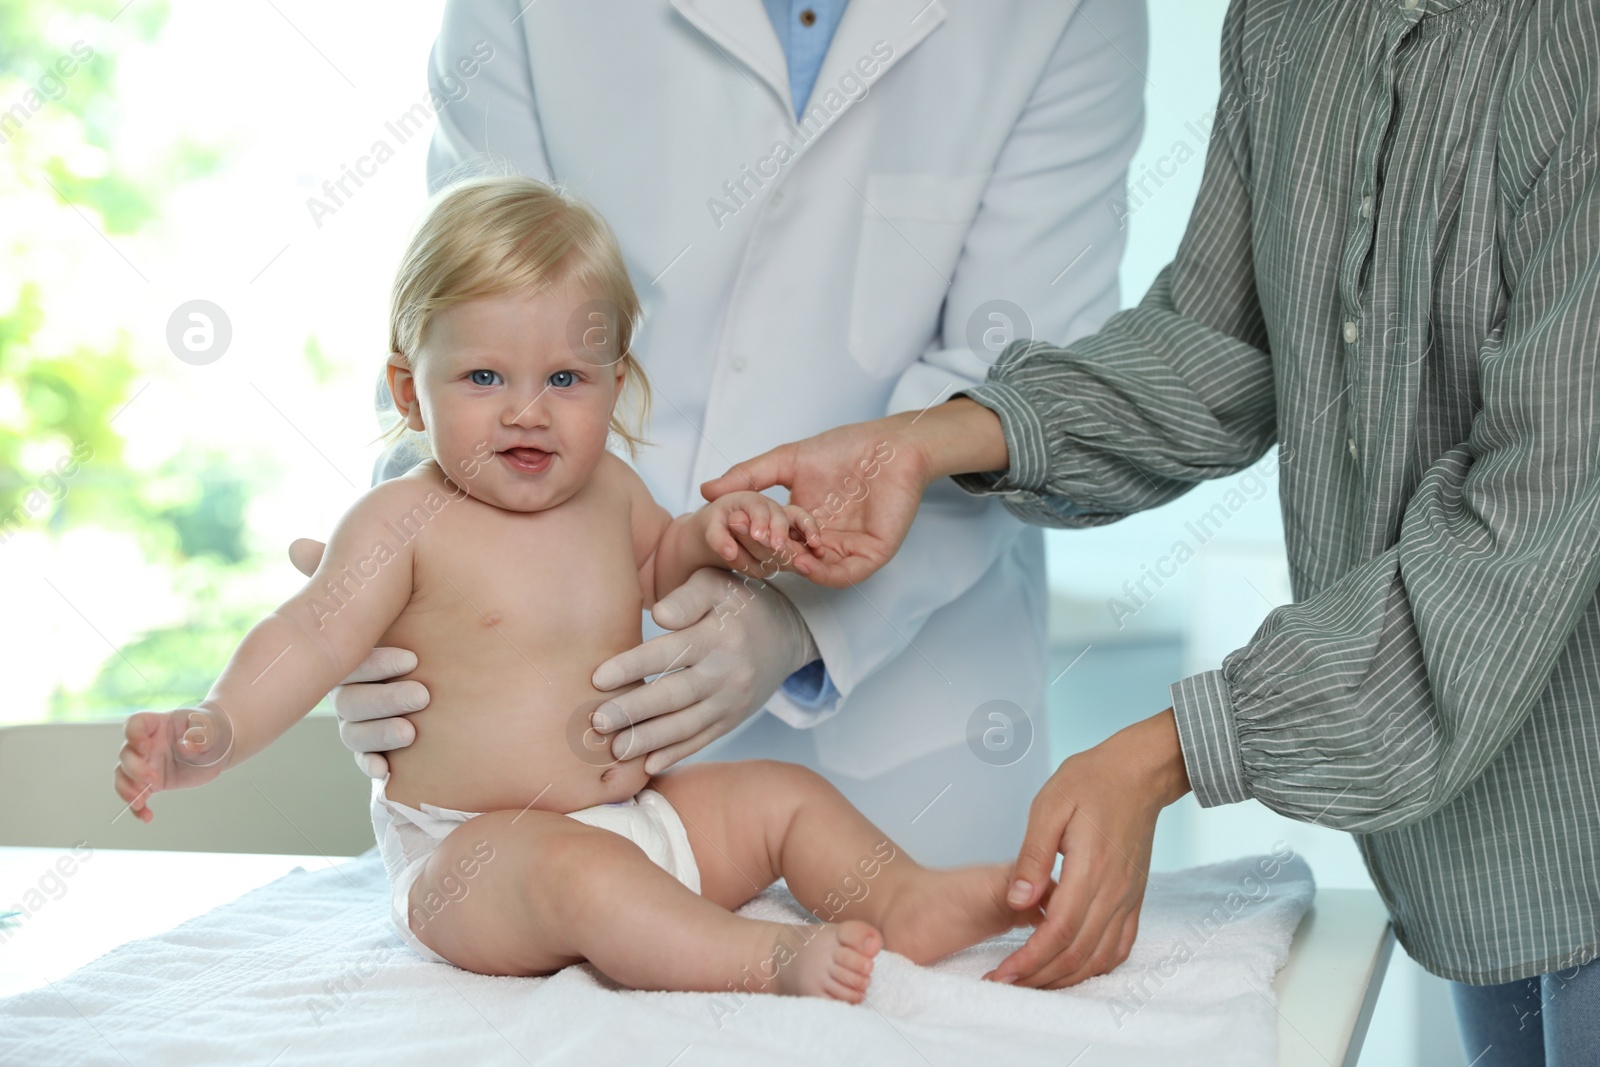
[{"left": 386, "top": 176, "right": 651, "bottom": 453}]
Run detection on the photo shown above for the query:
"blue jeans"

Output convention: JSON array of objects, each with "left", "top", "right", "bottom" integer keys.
[{"left": 1453, "top": 956, "right": 1600, "bottom": 1066}]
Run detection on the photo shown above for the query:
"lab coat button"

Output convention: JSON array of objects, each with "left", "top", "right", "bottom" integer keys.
[
  {"left": 1343, "top": 321, "right": 1359, "bottom": 344},
  {"left": 771, "top": 189, "right": 784, "bottom": 207},
  {"left": 731, "top": 356, "right": 747, "bottom": 372}
]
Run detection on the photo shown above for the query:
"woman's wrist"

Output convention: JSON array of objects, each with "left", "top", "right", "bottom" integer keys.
[
  {"left": 1116, "top": 708, "right": 1192, "bottom": 810},
  {"left": 893, "top": 397, "right": 1009, "bottom": 483},
  {"left": 1139, "top": 710, "right": 1190, "bottom": 809}
]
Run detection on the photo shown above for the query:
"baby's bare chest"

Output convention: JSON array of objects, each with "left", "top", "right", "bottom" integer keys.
[{"left": 394, "top": 493, "right": 645, "bottom": 660}]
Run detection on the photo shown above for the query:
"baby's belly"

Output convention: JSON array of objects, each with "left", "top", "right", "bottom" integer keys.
[{"left": 382, "top": 663, "right": 651, "bottom": 815}]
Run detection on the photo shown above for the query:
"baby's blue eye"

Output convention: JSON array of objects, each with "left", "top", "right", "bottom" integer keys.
[
  {"left": 549, "top": 370, "right": 577, "bottom": 388},
  {"left": 469, "top": 369, "right": 501, "bottom": 387}
]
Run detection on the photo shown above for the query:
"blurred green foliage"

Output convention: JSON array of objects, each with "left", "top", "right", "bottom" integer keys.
[
  {"left": 2, "top": 0, "right": 167, "bottom": 521},
  {"left": 49, "top": 596, "right": 267, "bottom": 720},
  {"left": 2, "top": 0, "right": 299, "bottom": 720}
]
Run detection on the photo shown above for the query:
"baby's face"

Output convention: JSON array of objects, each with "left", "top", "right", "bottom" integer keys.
[{"left": 391, "top": 278, "right": 625, "bottom": 512}]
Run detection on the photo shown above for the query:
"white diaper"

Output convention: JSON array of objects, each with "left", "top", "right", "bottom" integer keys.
[{"left": 370, "top": 779, "right": 702, "bottom": 964}]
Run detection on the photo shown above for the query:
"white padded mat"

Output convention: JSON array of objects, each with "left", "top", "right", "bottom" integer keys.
[{"left": 0, "top": 850, "right": 1312, "bottom": 1066}]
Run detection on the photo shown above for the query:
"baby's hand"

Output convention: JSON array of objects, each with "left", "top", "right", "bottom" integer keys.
[
  {"left": 703, "top": 491, "right": 821, "bottom": 578},
  {"left": 114, "top": 704, "right": 234, "bottom": 823}
]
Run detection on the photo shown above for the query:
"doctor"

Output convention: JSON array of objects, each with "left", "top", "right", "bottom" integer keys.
[{"left": 318, "top": 0, "right": 1146, "bottom": 865}]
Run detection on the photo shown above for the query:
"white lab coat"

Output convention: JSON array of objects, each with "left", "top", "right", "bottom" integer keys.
[{"left": 424, "top": 0, "right": 1145, "bottom": 787}]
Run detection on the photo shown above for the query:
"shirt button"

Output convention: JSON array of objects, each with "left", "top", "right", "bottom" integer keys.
[
  {"left": 1348, "top": 437, "right": 1360, "bottom": 462},
  {"left": 799, "top": 8, "right": 817, "bottom": 26},
  {"left": 1359, "top": 195, "right": 1373, "bottom": 219},
  {"left": 1402, "top": 0, "right": 1421, "bottom": 9},
  {"left": 731, "top": 355, "right": 748, "bottom": 372},
  {"left": 1343, "top": 321, "right": 1360, "bottom": 344}
]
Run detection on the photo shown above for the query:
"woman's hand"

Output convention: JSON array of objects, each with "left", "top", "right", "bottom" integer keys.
[
  {"left": 290, "top": 537, "right": 425, "bottom": 780},
  {"left": 986, "top": 709, "right": 1191, "bottom": 988},
  {"left": 700, "top": 399, "right": 1008, "bottom": 589},
  {"left": 700, "top": 424, "right": 923, "bottom": 588}
]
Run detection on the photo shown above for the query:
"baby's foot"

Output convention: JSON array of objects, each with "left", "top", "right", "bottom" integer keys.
[
  {"left": 879, "top": 864, "right": 1035, "bottom": 965},
  {"left": 774, "top": 920, "right": 883, "bottom": 1003}
]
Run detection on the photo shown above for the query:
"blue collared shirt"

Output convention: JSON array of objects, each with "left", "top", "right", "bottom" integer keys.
[{"left": 761, "top": 0, "right": 849, "bottom": 120}]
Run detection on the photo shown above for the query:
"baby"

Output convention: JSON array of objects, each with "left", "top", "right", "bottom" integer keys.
[{"left": 115, "top": 177, "right": 1031, "bottom": 1002}]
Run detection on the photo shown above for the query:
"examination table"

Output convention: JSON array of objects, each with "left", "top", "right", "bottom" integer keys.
[{"left": 0, "top": 718, "right": 1390, "bottom": 1065}]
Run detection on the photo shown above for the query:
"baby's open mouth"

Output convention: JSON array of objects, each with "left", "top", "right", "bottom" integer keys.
[{"left": 499, "top": 447, "right": 554, "bottom": 474}]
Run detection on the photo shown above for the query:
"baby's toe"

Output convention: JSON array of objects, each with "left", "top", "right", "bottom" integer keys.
[
  {"left": 837, "top": 919, "right": 883, "bottom": 957},
  {"left": 834, "top": 945, "right": 875, "bottom": 979},
  {"left": 825, "top": 967, "right": 870, "bottom": 1001}
]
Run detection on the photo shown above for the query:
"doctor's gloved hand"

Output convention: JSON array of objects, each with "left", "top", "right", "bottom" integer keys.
[
  {"left": 589, "top": 568, "right": 819, "bottom": 774},
  {"left": 290, "top": 537, "right": 425, "bottom": 780}
]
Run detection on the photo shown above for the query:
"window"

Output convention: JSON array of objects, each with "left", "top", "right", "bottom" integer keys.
[{"left": 3, "top": 2, "right": 439, "bottom": 725}]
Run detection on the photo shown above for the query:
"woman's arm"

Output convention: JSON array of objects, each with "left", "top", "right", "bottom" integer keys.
[{"left": 902, "top": 398, "right": 1011, "bottom": 480}]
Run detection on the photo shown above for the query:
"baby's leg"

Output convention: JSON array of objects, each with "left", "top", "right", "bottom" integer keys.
[
  {"left": 653, "top": 760, "right": 1036, "bottom": 966},
  {"left": 405, "top": 809, "right": 879, "bottom": 1000}
]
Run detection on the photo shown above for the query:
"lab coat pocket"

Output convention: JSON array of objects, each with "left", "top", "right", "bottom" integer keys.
[{"left": 847, "top": 173, "right": 989, "bottom": 379}]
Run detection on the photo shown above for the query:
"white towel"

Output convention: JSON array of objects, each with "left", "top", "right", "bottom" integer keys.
[{"left": 0, "top": 850, "right": 1313, "bottom": 1066}]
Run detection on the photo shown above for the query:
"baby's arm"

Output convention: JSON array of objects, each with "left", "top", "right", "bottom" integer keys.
[
  {"left": 115, "top": 480, "right": 422, "bottom": 821},
  {"left": 619, "top": 458, "right": 816, "bottom": 604}
]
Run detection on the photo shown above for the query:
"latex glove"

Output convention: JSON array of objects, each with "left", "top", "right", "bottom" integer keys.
[
  {"left": 290, "top": 537, "right": 426, "bottom": 780},
  {"left": 590, "top": 567, "right": 819, "bottom": 774},
  {"left": 984, "top": 709, "right": 1191, "bottom": 988}
]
